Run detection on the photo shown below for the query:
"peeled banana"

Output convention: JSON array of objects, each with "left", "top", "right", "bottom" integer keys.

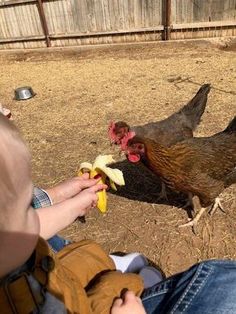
[{"left": 78, "top": 155, "right": 125, "bottom": 213}]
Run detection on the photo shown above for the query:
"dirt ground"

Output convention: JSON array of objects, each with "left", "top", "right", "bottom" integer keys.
[{"left": 0, "top": 38, "right": 236, "bottom": 276}]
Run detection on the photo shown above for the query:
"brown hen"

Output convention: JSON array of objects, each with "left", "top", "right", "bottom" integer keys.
[{"left": 126, "top": 116, "right": 236, "bottom": 230}]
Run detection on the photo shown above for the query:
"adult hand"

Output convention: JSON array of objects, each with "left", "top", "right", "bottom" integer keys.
[{"left": 111, "top": 291, "right": 146, "bottom": 314}]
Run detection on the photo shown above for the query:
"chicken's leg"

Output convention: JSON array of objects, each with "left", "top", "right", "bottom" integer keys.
[
  {"left": 157, "top": 182, "right": 168, "bottom": 201},
  {"left": 179, "top": 195, "right": 206, "bottom": 233},
  {"left": 182, "top": 193, "right": 194, "bottom": 210}
]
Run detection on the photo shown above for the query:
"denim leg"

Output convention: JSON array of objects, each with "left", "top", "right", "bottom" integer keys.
[
  {"left": 142, "top": 259, "right": 236, "bottom": 314},
  {"left": 47, "top": 235, "right": 71, "bottom": 253}
]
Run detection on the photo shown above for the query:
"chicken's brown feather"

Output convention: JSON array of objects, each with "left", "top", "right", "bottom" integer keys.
[{"left": 128, "top": 116, "right": 236, "bottom": 207}]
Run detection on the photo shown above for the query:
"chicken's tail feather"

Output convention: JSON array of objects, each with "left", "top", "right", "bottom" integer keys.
[
  {"left": 223, "top": 116, "right": 236, "bottom": 134},
  {"left": 180, "top": 83, "right": 211, "bottom": 130}
]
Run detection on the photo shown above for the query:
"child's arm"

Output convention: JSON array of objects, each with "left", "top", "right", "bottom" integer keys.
[{"left": 35, "top": 178, "right": 106, "bottom": 239}]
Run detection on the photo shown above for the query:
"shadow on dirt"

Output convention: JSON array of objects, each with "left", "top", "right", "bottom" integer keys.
[{"left": 109, "top": 159, "right": 189, "bottom": 210}]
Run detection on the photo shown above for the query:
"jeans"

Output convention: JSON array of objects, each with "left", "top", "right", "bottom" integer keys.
[
  {"left": 142, "top": 259, "right": 236, "bottom": 314},
  {"left": 48, "top": 235, "right": 71, "bottom": 253}
]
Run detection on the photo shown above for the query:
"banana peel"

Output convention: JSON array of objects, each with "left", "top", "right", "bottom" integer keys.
[{"left": 78, "top": 155, "right": 125, "bottom": 213}]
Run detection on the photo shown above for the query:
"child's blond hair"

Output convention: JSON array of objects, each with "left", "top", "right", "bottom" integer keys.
[{"left": 0, "top": 113, "right": 31, "bottom": 214}]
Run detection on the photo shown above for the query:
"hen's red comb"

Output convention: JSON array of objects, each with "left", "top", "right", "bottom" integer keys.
[{"left": 120, "top": 131, "right": 136, "bottom": 151}]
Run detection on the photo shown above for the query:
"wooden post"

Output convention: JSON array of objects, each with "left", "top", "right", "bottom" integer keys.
[
  {"left": 37, "top": 0, "right": 51, "bottom": 47},
  {"left": 163, "top": 0, "right": 171, "bottom": 40}
]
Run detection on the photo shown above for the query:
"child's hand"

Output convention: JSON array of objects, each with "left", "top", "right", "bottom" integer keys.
[
  {"left": 111, "top": 291, "right": 146, "bottom": 314},
  {"left": 72, "top": 182, "right": 107, "bottom": 217},
  {"left": 36, "top": 179, "right": 107, "bottom": 239},
  {"left": 45, "top": 174, "right": 101, "bottom": 204}
]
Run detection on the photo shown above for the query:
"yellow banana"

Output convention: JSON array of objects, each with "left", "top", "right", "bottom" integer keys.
[
  {"left": 78, "top": 155, "right": 125, "bottom": 213},
  {"left": 89, "top": 169, "right": 107, "bottom": 213}
]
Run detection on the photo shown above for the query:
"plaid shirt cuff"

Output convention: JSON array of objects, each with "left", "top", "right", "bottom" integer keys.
[{"left": 31, "top": 187, "right": 53, "bottom": 209}]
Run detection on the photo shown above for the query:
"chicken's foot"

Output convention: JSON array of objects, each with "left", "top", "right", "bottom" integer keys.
[
  {"left": 209, "top": 197, "right": 226, "bottom": 216},
  {"left": 178, "top": 207, "right": 207, "bottom": 234},
  {"left": 179, "top": 197, "right": 226, "bottom": 233},
  {"left": 179, "top": 195, "right": 206, "bottom": 234}
]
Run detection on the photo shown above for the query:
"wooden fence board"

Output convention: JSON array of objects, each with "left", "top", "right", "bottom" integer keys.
[{"left": 0, "top": 0, "right": 235, "bottom": 49}]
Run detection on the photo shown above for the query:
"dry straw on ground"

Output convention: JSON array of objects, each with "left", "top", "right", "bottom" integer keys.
[{"left": 0, "top": 38, "right": 235, "bottom": 275}]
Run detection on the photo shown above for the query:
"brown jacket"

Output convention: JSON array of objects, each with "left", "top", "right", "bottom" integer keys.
[{"left": 0, "top": 238, "right": 144, "bottom": 313}]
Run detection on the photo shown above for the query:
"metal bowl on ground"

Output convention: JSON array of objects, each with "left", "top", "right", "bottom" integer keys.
[{"left": 14, "top": 86, "right": 36, "bottom": 100}]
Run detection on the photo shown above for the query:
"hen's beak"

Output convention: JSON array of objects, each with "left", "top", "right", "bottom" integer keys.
[{"left": 78, "top": 155, "right": 125, "bottom": 213}]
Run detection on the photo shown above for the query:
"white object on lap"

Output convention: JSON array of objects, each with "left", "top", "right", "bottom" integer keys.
[{"left": 109, "top": 253, "right": 149, "bottom": 273}]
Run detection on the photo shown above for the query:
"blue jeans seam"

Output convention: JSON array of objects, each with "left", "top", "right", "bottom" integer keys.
[
  {"left": 142, "top": 288, "right": 170, "bottom": 300},
  {"left": 171, "top": 263, "right": 213, "bottom": 313}
]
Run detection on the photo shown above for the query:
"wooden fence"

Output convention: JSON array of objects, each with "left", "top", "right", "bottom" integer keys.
[{"left": 0, "top": 0, "right": 235, "bottom": 49}]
